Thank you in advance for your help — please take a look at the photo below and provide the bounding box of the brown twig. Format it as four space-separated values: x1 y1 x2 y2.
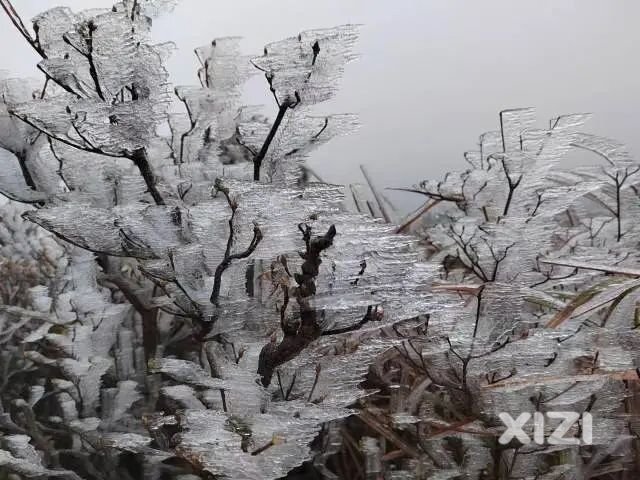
209 179 263 305
395 200 441 233
254 100 292 181
257 224 336 386
360 165 392 223
358 410 420 458
0 0 44 57
129 148 165 206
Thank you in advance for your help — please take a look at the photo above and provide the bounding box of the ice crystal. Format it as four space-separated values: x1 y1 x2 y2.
0 3 433 479
1 2 639 479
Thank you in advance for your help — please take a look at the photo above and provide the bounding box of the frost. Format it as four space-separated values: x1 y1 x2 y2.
1 1 639 479
375 108 640 478
251 25 359 107
0 4 406 478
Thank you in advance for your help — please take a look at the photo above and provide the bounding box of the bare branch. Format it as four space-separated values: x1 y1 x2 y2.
210 179 263 305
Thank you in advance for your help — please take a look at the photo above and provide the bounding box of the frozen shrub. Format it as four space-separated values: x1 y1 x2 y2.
346 109 640 479
0 2 436 479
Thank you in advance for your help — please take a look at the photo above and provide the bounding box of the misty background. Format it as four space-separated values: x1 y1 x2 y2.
2 1 638 212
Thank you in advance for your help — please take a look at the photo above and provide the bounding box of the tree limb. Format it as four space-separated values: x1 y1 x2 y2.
257 224 336 386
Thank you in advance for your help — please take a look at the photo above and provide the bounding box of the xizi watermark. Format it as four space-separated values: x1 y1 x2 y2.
498 411 592 445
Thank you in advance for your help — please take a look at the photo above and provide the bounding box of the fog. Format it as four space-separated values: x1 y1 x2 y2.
2 1 638 211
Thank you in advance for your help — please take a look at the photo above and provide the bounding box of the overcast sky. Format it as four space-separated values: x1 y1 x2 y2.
2 1 639 211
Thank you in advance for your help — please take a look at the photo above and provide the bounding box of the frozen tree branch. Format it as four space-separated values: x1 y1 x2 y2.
257 224 336 386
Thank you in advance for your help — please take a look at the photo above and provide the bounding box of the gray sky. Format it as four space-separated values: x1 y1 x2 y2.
2 1 639 211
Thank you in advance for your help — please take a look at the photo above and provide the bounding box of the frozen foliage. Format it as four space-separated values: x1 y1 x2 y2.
0 2 435 479
337 109 640 479
2 1 640 479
